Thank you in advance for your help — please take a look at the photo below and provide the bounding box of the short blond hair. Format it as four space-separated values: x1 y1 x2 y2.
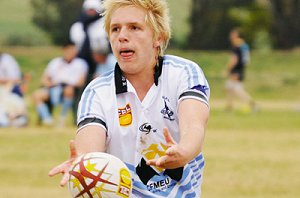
103 0 171 56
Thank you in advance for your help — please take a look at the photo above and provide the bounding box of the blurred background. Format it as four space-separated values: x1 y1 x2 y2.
0 0 299 198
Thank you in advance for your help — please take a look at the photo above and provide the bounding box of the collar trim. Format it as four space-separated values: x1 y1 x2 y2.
115 56 164 94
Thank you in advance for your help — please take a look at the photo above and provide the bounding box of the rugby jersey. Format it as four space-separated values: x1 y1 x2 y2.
77 55 210 197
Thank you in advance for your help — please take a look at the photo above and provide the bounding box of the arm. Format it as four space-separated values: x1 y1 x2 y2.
48 125 107 186
147 99 209 169
74 73 87 88
41 73 54 88
75 125 107 155
227 53 238 71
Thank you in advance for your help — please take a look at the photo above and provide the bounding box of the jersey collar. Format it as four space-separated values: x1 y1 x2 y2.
115 56 164 94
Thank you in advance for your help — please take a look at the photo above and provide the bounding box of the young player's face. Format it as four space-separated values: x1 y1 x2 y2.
109 6 160 76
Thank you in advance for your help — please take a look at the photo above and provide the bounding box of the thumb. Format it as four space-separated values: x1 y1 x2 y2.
163 128 176 147
69 140 77 160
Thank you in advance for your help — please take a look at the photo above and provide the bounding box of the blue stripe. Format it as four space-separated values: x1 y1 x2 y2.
80 88 92 119
124 156 204 197
79 76 113 119
164 55 203 88
164 55 205 89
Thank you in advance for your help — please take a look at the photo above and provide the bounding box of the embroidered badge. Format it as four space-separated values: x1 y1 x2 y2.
118 104 132 126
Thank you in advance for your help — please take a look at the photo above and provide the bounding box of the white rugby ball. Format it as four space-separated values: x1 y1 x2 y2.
68 152 132 198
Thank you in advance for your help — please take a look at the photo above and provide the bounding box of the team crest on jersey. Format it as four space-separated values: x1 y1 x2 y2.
118 104 132 126
160 96 175 121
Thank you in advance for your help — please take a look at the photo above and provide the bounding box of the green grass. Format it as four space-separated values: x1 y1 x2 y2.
1 109 299 198
0 0 50 45
0 47 299 197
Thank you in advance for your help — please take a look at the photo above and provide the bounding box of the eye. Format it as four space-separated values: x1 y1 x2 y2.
130 25 140 31
111 26 119 33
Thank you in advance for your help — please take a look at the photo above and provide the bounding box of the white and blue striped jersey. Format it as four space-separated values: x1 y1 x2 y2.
77 55 210 197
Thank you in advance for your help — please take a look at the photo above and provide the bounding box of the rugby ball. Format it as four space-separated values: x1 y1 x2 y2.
68 152 132 198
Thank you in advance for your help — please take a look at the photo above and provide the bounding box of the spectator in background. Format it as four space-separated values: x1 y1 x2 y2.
70 0 110 123
70 0 108 84
91 42 116 78
225 28 257 112
0 52 23 96
32 42 88 126
0 52 28 127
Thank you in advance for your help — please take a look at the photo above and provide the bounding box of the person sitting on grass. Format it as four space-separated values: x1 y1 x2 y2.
32 41 88 126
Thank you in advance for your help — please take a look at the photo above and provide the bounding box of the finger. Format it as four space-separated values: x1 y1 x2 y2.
146 158 157 166
48 164 65 177
163 128 176 147
69 140 77 159
156 156 168 167
165 146 176 156
60 172 70 187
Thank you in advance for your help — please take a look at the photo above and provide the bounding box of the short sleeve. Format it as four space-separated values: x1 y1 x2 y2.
77 85 107 132
177 61 210 107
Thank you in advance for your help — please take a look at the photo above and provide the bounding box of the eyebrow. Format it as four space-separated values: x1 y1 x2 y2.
110 21 142 27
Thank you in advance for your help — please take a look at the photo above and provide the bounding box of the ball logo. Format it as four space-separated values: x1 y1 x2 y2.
68 152 132 198
118 104 132 126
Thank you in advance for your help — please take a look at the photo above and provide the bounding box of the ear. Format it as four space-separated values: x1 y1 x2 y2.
153 40 160 48
153 36 162 48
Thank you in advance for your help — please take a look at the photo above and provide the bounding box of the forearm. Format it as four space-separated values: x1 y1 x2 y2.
179 124 206 160
178 99 209 161
75 125 107 156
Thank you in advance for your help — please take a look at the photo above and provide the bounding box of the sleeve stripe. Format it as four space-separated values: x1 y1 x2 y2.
179 91 208 103
77 117 107 129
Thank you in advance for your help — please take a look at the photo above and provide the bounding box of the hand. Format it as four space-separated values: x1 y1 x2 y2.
48 140 77 187
146 128 189 169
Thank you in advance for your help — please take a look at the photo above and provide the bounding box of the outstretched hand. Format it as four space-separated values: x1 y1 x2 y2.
146 128 189 169
48 140 77 187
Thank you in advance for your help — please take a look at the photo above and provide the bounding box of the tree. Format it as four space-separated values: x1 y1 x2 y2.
269 0 300 48
31 0 82 45
188 0 261 50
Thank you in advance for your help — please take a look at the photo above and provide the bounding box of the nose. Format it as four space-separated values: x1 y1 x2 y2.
118 27 129 43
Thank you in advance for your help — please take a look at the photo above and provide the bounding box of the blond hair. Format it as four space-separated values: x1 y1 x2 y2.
103 0 171 56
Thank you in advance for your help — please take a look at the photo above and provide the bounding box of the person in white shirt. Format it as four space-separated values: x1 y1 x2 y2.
32 42 88 126
0 52 22 96
49 0 210 197
0 52 28 127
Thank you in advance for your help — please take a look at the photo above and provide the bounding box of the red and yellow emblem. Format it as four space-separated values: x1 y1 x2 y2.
118 104 132 126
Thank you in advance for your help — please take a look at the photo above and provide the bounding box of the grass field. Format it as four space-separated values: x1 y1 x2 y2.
0 46 299 198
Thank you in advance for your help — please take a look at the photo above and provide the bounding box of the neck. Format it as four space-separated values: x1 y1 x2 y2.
126 70 155 101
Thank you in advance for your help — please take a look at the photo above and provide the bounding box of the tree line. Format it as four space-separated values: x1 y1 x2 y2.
31 0 300 50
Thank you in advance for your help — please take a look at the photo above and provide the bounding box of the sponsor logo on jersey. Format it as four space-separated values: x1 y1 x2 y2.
161 96 175 121
118 104 132 126
117 168 132 197
135 143 183 186
139 123 157 135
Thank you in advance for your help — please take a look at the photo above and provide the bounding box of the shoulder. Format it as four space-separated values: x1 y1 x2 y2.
163 55 203 73
163 55 199 69
72 58 88 66
1 53 17 63
85 71 115 91
163 55 198 66
46 57 62 69
49 57 62 64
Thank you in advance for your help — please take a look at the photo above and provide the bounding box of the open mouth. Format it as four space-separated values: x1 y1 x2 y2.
120 49 134 57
